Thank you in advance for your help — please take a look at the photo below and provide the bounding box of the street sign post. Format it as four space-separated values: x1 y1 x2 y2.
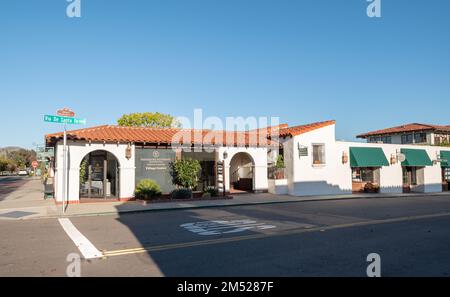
31 161 38 177
43 108 85 213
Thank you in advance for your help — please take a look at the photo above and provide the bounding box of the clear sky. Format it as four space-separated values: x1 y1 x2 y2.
1 0 449 148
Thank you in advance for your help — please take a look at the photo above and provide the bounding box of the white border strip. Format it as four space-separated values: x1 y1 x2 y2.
58 218 103 259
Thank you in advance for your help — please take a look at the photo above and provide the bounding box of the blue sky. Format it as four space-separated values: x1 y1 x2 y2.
1 0 449 148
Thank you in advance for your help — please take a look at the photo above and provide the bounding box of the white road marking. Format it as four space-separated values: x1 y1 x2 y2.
181 220 276 235
58 218 103 259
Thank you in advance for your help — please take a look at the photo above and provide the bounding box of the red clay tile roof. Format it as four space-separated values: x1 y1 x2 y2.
247 124 289 134
278 120 336 137
45 125 279 147
357 123 450 138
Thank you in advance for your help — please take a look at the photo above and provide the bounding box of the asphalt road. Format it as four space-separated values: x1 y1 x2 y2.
0 176 30 199
1 194 450 276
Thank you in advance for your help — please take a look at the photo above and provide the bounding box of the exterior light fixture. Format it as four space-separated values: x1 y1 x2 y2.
125 143 132 160
390 153 397 165
223 151 228 160
342 151 348 164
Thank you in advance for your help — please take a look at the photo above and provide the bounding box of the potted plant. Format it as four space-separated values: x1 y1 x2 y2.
274 155 285 179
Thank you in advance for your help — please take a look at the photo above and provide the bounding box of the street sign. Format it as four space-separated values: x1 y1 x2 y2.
32 161 38 169
36 147 55 161
57 108 75 117
44 115 86 125
43 109 86 214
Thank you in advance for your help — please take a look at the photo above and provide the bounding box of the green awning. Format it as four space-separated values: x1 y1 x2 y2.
441 151 450 167
401 148 433 167
350 147 389 167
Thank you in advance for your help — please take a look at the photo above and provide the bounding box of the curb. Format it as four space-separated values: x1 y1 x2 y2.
36 192 450 219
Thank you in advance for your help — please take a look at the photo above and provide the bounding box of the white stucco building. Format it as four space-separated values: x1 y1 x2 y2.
45 121 450 204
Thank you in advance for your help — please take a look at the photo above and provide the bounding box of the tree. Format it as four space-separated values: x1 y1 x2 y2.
170 159 201 189
7 149 36 169
117 112 181 128
0 158 9 172
275 155 285 169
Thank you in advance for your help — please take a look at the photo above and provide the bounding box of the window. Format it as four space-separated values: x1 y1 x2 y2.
369 136 391 143
401 134 413 144
403 167 417 185
382 136 392 143
352 168 375 182
414 133 427 144
444 168 450 182
312 144 326 165
368 137 380 143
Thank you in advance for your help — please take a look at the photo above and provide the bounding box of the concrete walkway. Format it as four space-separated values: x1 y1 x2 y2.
1 178 449 220
0 177 56 219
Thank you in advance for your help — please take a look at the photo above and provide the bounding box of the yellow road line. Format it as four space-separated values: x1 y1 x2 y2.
102 211 450 257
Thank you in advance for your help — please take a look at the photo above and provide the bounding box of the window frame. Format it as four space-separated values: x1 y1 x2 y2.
401 134 413 144
311 143 326 166
414 133 427 144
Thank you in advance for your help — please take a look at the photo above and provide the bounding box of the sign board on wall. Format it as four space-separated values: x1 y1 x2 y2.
135 148 176 194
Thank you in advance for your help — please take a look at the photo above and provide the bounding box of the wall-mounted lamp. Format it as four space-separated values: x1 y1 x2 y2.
223 151 228 160
342 151 348 164
125 143 132 160
390 153 397 165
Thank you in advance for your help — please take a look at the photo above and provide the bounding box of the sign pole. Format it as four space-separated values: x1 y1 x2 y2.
44 108 85 214
62 123 67 214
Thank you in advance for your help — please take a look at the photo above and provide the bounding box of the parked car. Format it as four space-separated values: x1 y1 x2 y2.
18 170 28 176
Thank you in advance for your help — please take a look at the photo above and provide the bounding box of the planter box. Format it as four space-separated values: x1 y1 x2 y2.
268 179 288 195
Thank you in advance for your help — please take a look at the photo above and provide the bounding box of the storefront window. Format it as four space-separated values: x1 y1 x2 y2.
352 168 375 182
403 167 418 185
444 168 450 182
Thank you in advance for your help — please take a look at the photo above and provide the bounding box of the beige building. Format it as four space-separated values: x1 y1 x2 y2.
357 123 450 145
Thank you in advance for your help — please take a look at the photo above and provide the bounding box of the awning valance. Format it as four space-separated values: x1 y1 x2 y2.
401 148 432 167
350 147 389 167
440 151 450 167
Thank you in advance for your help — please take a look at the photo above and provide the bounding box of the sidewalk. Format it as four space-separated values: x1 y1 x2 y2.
0 177 56 220
0 179 449 220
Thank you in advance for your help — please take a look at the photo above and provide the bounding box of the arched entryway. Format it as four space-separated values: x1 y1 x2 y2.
79 150 120 199
229 152 255 193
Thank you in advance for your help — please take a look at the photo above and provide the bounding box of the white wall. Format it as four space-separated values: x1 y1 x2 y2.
284 124 444 197
284 124 352 196
268 179 288 195
217 146 268 192
54 141 135 202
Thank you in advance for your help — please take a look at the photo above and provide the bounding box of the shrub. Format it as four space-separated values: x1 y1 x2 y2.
275 155 285 169
203 186 219 197
135 179 162 200
170 158 201 189
171 188 192 199
364 182 380 193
